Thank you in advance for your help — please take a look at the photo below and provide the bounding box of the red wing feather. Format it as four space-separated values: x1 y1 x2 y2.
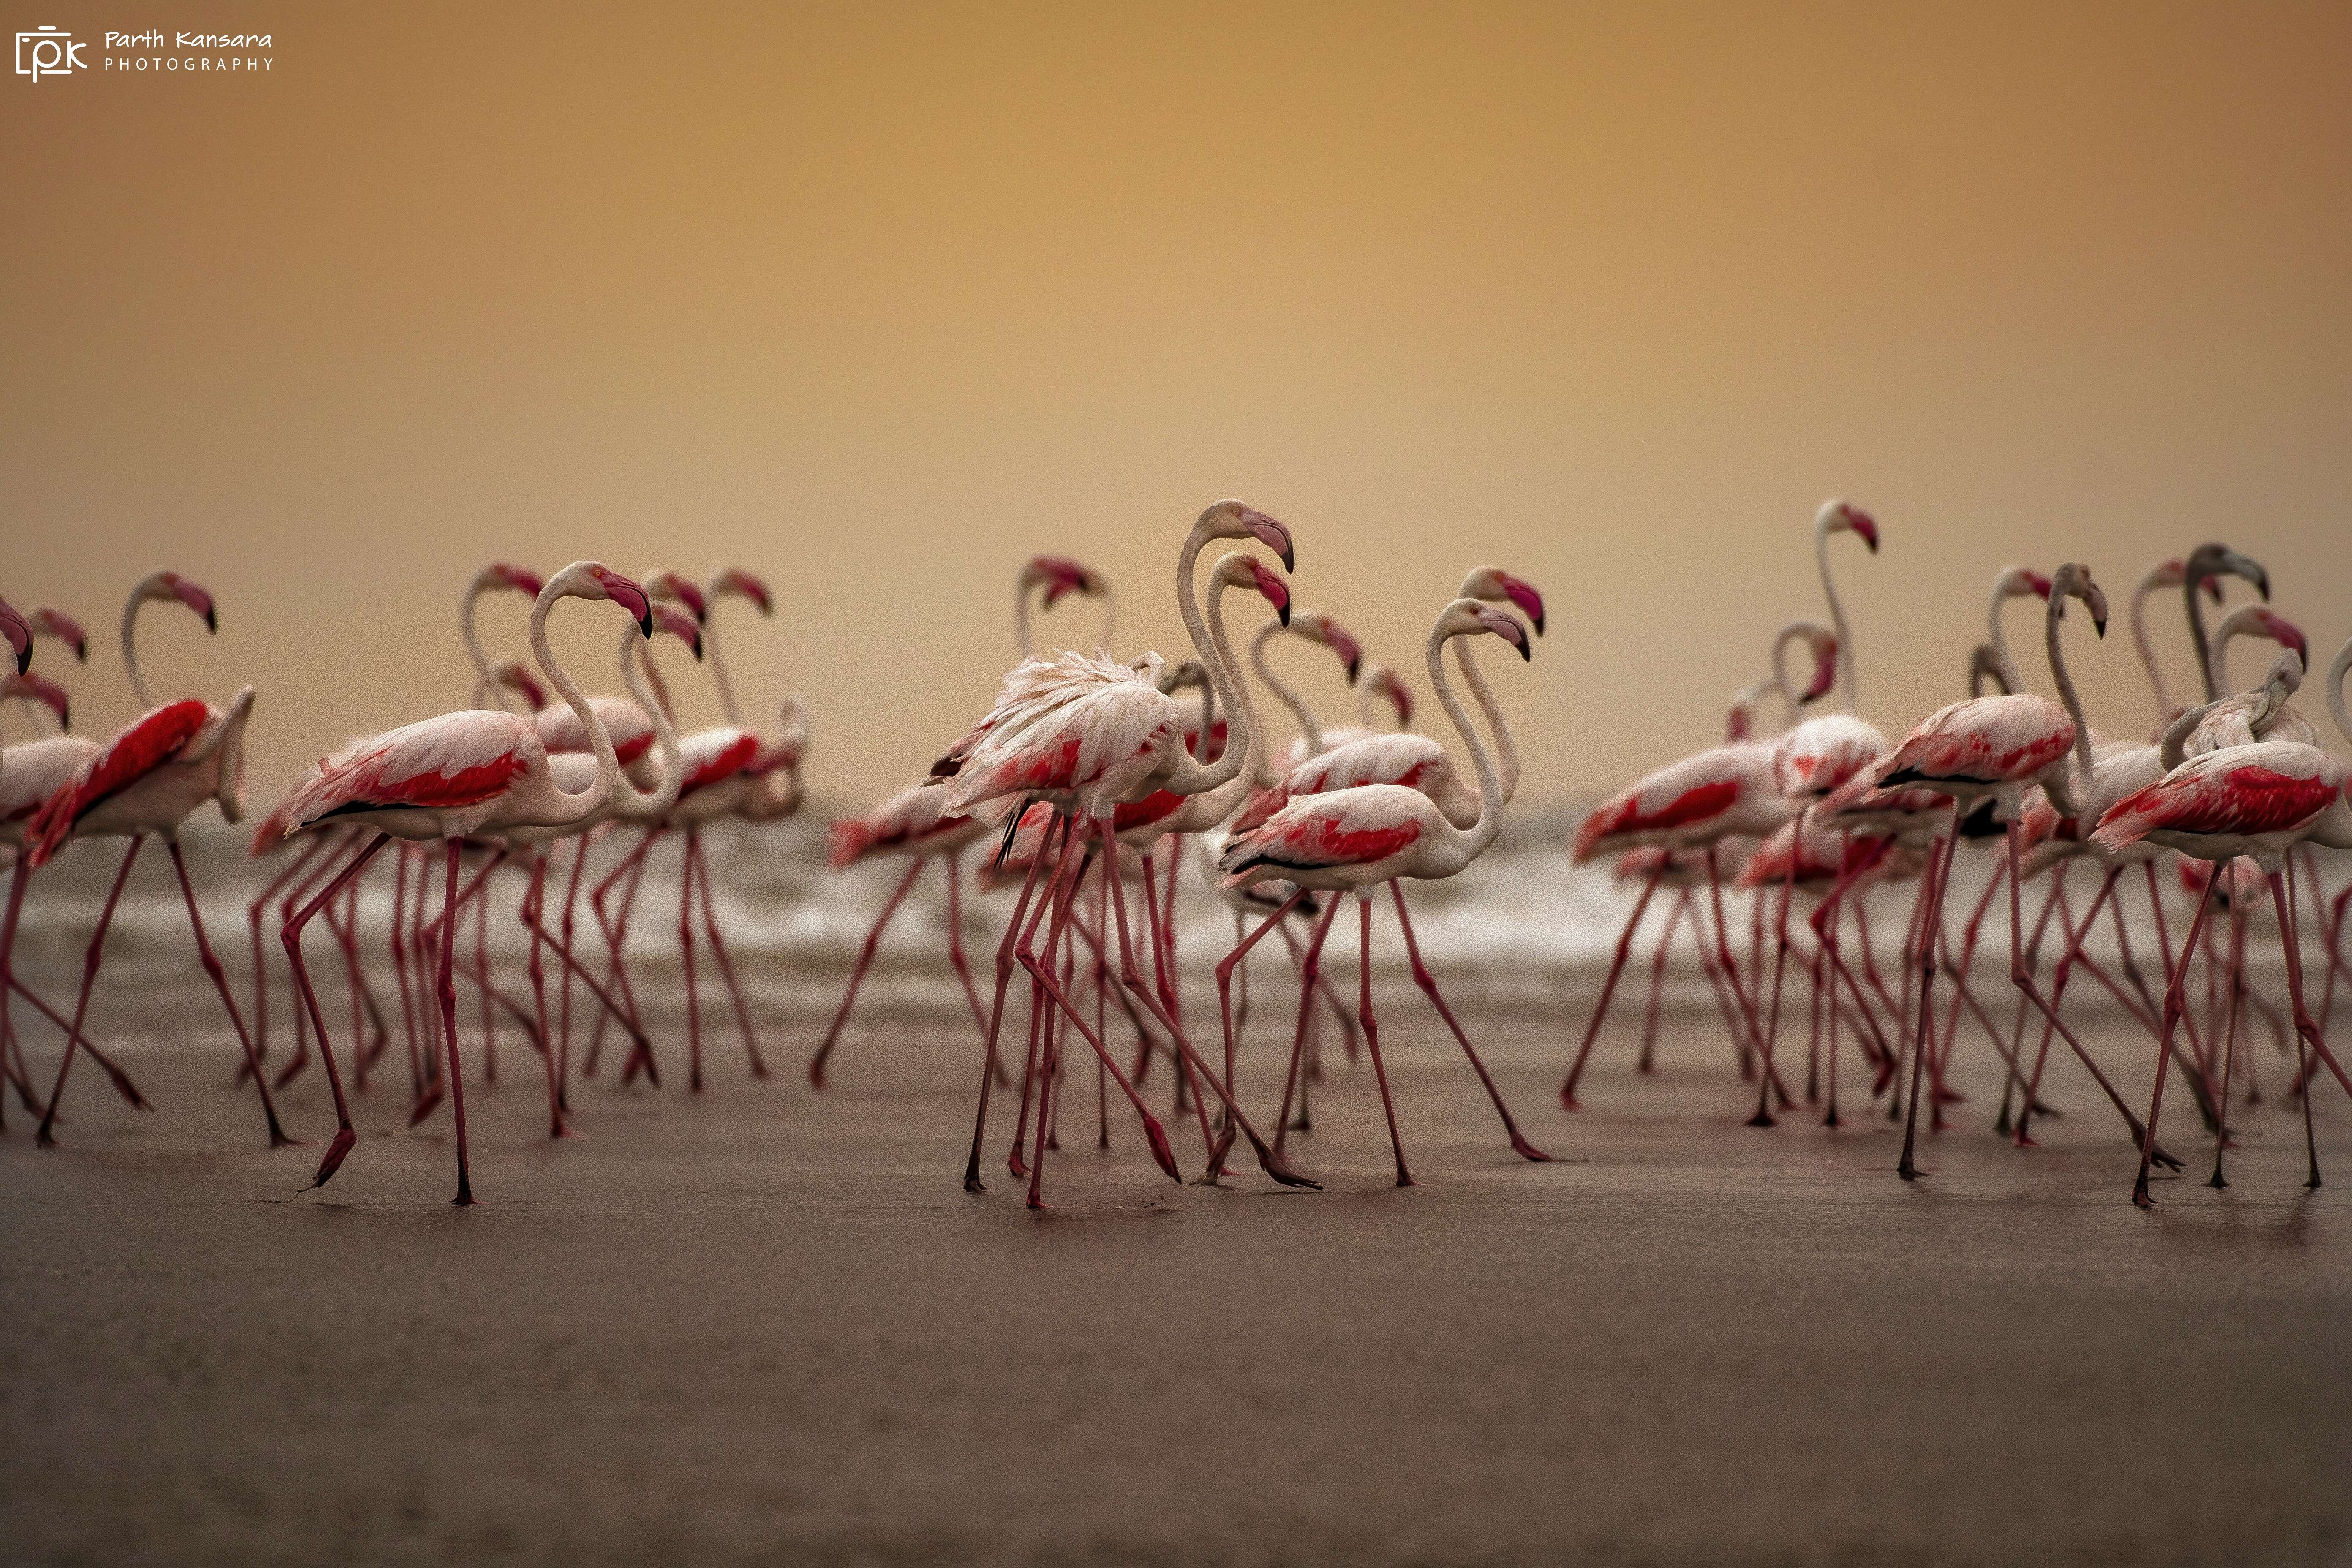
22 700 209 866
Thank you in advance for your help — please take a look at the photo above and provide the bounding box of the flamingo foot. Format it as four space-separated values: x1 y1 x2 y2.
2132 1181 2154 1209
406 1083 444 1127
1559 1090 1582 1111
1510 1135 1552 1163
1250 1139 1320 1191
34 1117 58 1148
2011 1129 2039 1149
105 1066 153 1111
1745 1110 1777 1129
1933 1086 1966 1104
1823 1108 1841 1129
310 1127 357 1187
1141 1118 1180 1184
268 1127 315 1149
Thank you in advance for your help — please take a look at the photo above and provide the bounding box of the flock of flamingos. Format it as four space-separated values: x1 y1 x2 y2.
2 500 2349 1211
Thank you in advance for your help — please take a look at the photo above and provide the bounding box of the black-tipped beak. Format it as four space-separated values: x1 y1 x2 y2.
688 634 705 662
203 608 218 634
13 645 28 676
1531 611 1546 636
1345 656 1361 684
1516 635 1533 662
638 613 655 639
2092 612 2109 638
1276 601 1291 627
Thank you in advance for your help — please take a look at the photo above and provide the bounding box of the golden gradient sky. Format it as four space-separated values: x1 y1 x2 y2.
5 1 2348 810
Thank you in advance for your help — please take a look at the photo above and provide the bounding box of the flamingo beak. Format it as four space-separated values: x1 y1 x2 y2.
599 572 655 636
1848 511 1880 553
1251 562 1292 626
1503 577 1546 635
2224 550 2271 602
1479 609 1533 660
653 606 705 660
1802 646 1839 703
1243 511 1296 573
2027 572 2053 601
3 607 30 675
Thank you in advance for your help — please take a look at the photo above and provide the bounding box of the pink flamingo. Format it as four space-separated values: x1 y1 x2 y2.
2093 630 2352 1205
1873 563 2180 1180
1210 598 1535 1186
22 573 276 1146
933 502 1314 1204
807 555 1112 1088
272 561 653 1204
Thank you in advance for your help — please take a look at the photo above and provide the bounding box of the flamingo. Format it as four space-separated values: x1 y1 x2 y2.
1560 623 1840 1108
1871 563 2180 1180
2093 628 2352 1206
267 561 651 1203
932 501 1313 1205
1311 660 1414 755
0 607 86 740
807 554 1113 1089
2128 559 2222 729
2179 543 2273 707
1211 598 1537 1186
462 564 547 710
19 573 275 1149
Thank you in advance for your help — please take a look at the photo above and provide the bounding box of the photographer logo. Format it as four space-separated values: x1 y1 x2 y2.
15 24 87 80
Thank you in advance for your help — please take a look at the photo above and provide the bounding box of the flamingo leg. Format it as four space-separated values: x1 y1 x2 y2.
2136 874 2219 1206
523 850 566 1138
1561 859 1663 1109
474 870 495 1082
675 832 703 1092
284 833 392 1188
255 837 343 1091
1702 845 1784 1101
1356 894 1415 1187
388 846 420 1096
164 838 299 1148
432 841 478 1206
583 828 656 1075
1638 890 1689 1076
1215 890 1309 1142
1271 899 1343 1160
690 830 765 1079
2207 882 2249 1187
809 857 925 1087
1390 882 1548 1161
324 863 378 1089
964 811 1057 1193
245 833 329 1072
1750 849 1801 1127
2014 866 2123 1146
942 851 996 1073
2271 870 2328 1188
34 836 147 1146
555 833 590 1108
1897 821 1958 1179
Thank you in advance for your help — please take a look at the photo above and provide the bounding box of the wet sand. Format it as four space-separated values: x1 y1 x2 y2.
3 981 2349 1567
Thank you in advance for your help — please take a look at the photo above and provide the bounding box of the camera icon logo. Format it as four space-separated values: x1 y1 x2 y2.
15 25 87 81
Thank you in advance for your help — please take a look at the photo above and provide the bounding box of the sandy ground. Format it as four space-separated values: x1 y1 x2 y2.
3 973 2349 1567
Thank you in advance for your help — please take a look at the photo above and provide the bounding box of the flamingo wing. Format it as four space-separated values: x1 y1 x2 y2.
939 653 1178 818
2091 744 2344 852
535 697 655 768
1572 745 1771 862
22 700 210 865
829 781 969 868
1879 695 2072 788
678 726 760 794
1217 784 1429 884
281 710 536 833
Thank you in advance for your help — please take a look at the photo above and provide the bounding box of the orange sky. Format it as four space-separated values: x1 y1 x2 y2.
5 0 2348 808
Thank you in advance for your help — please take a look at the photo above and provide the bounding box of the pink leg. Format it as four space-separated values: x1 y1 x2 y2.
808 857 924 1087
283 834 392 1188
1562 860 1664 1108
523 850 566 1138
168 838 300 1148
2014 866 2122 1146
1356 895 1415 1187
556 832 591 1100
690 830 766 1079
1390 883 1548 1161
2135 874 2218 1206
1751 852 1801 1127
1897 819 1958 1178
1271 900 1342 1158
1214 889 1311 1142
34 837 147 1146
964 812 1059 1193
1638 891 1689 1076
677 834 704 1093
245 834 329 1071
2205 882 2249 1187
434 841 479 1206
2271 870 2328 1188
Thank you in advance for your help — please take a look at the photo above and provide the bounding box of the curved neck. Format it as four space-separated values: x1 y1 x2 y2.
2157 701 2208 772
1453 638 1519 804
1161 528 1248 793
706 607 743 727
1427 623 1504 859
609 623 684 819
2043 598 2096 817
527 590 617 827
1816 521 1857 711
1251 621 1322 760
2184 576 2219 703
1987 585 2026 694
2206 623 2241 700
462 581 510 713
637 646 678 726
2328 632 2352 749
120 594 153 709
1166 583 1272 829
2129 570 2173 722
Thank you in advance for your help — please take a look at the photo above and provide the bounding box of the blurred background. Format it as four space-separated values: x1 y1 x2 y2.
5 0 2348 810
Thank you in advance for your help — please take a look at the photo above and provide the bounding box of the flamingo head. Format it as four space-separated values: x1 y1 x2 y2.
1293 614 1363 684
1156 658 1210 696
490 660 548 712
0 671 70 727
1458 566 1546 635
1995 566 2053 602
1198 500 1295 572
555 563 653 636
651 604 705 660
471 562 545 599
2140 557 2222 602
26 607 89 663
643 571 708 625
2218 604 2308 670
0 598 28 675
1208 552 1291 626
1365 663 1414 729
2049 562 2108 637
1817 499 1879 553
1966 642 2010 697
1021 555 1108 610
1437 598 1533 661
136 572 217 632
2185 542 2269 603
709 567 774 616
